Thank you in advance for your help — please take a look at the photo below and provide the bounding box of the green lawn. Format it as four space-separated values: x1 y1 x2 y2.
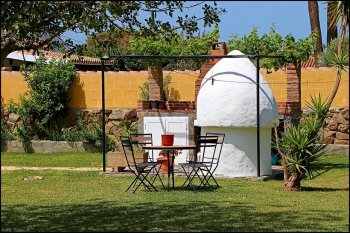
1 152 102 167
1 154 349 232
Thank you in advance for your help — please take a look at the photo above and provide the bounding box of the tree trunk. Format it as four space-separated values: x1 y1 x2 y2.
326 16 347 109
308 1 323 58
1 40 17 67
274 126 289 185
327 2 338 44
284 172 302 191
147 64 164 101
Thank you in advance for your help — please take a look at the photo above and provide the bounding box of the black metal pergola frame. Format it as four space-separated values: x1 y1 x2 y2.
100 54 284 177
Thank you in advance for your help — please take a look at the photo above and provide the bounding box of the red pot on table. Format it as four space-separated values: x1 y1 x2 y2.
161 134 174 146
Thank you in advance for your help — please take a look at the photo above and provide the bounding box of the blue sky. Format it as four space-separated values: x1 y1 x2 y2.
62 1 329 45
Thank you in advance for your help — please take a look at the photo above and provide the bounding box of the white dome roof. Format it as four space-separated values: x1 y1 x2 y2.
195 50 278 128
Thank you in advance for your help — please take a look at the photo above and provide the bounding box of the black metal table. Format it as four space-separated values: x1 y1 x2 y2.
142 145 196 190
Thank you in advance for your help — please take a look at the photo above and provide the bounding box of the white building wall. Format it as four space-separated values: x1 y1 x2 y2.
201 127 272 177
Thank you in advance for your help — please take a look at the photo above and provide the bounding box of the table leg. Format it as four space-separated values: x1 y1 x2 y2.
167 149 170 191
172 149 175 188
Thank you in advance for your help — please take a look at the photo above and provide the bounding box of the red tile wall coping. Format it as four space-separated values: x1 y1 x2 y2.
138 100 301 115
138 109 196 113
137 100 196 112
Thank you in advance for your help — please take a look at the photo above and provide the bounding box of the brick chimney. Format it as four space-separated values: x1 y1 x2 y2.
195 42 227 103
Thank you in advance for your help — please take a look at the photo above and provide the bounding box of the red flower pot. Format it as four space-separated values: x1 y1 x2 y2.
157 156 173 174
161 134 174 146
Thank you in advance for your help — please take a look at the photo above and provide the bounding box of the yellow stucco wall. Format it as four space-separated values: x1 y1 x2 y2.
0 71 28 104
299 68 349 108
264 68 349 107
261 70 287 103
1 69 348 109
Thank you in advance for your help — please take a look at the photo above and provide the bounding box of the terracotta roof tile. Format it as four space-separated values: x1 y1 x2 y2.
16 50 114 65
301 56 316 68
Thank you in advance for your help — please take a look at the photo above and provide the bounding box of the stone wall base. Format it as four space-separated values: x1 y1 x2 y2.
321 144 349 156
1 140 100 153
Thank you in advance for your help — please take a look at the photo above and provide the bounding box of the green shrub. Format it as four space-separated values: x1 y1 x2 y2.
139 80 149 100
163 74 173 101
1 120 15 141
62 113 115 152
139 74 174 101
318 36 349 67
10 56 76 141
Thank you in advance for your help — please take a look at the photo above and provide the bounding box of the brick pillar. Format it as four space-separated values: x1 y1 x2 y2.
286 63 301 113
283 63 302 132
195 42 227 104
148 64 165 101
287 64 301 103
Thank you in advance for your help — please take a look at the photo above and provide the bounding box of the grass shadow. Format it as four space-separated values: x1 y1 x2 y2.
270 160 349 181
311 162 349 179
1 200 346 232
301 187 349 192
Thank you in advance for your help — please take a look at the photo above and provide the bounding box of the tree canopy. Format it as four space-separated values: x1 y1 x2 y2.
79 27 220 71
227 26 316 71
129 27 220 66
1 1 225 65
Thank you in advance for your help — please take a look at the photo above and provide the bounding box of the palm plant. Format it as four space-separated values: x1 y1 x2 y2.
305 93 329 119
308 1 323 58
274 95 328 190
326 1 349 109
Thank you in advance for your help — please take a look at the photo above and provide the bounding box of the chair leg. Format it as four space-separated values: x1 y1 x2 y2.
132 174 151 193
187 167 206 191
153 165 165 188
133 169 158 193
198 168 212 187
206 171 220 187
199 168 220 188
127 173 152 193
147 165 165 189
141 171 159 191
180 165 193 187
126 171 141 192
126 177 138 192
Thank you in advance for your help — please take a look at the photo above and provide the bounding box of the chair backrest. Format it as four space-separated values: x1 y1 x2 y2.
130 133 154 162
196 135 219 168
206 132 225 173
120 136 137 170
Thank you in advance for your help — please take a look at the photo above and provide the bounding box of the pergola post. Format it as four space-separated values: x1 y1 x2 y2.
101 56 109 172
256 56 261 177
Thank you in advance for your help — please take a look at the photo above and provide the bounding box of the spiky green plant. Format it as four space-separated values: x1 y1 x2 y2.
274 94 328 190
305 94 329 119
280 120 326 178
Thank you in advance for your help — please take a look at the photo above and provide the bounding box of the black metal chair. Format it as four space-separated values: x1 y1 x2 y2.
130 133 154 162
179 135 219 190
198 132 225 187
120 136 164 193
130 133 165 187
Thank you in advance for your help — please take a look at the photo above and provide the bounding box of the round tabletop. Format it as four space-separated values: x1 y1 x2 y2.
142 145 196 150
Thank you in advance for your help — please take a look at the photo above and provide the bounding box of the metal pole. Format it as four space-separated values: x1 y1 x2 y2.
101 59 106 172
256 57 261 177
